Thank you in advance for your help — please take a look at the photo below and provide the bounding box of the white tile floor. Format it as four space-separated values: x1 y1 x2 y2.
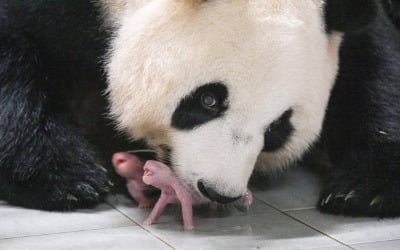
1 167 400 250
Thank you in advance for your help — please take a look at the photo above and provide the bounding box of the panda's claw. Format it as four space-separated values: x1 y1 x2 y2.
67 193 79 201
344 190 356 201
95 163 108 173
318 170 400 217
324 193 333 205
334 193 346 199
369 196 382 207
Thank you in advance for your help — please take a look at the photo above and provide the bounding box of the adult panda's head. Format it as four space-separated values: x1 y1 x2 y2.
106 0 377 203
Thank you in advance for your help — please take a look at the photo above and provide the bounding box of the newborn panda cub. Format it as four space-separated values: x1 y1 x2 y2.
112 152 253 230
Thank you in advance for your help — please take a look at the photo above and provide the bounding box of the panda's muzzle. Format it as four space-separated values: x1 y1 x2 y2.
197 181 241 204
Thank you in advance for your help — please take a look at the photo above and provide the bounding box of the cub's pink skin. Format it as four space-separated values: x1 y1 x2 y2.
113 152 253 230
142 160 194 230
242 190 253 208
112 152 152 208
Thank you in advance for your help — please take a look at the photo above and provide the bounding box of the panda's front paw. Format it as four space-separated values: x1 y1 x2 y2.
318 170 400 217
46 162 112 210
3 160 112 211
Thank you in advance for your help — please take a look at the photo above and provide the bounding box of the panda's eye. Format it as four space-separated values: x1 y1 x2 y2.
172 82 229 130
201 92 217 108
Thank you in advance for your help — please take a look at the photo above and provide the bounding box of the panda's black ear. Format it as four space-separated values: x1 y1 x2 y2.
325 0 378 33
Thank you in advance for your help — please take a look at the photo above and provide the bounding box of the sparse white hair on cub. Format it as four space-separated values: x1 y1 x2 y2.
106 0 342 201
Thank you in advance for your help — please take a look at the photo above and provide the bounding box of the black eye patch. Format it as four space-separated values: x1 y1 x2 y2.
171 83 228 130
263 109 294 152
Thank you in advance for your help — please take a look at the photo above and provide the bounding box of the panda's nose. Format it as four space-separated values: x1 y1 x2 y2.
197 181 241 204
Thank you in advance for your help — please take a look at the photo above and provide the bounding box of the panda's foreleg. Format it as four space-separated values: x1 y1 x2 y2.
318 15 400 217
0 37 111 211
319 94 400 216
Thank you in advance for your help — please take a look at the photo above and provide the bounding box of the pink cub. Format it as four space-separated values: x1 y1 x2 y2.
112 152 253 231
112 152 152 209
112 153 194 230
142 160 194 230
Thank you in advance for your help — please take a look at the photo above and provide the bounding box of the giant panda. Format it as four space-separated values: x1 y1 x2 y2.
1 0 399 218
107 0 400 217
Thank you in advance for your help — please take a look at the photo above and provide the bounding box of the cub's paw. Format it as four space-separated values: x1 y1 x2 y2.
318 171 400 217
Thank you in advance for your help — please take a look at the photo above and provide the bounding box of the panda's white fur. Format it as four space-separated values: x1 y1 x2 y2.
100 0 148 25
106 0 342 200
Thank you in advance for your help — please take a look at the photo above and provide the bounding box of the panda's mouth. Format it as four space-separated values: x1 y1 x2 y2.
197 180 241 204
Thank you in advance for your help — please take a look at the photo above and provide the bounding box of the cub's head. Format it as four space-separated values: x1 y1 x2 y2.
106 0 376 203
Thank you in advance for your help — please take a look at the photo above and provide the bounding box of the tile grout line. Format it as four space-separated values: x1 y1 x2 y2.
282 207 317 212
351 238 400 247
253 195 356 250
107 201 176 250
0 225 136 241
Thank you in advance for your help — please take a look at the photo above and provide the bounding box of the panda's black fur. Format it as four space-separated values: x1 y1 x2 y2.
1 0 400 218
319 0 400 217
0 0 136 210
